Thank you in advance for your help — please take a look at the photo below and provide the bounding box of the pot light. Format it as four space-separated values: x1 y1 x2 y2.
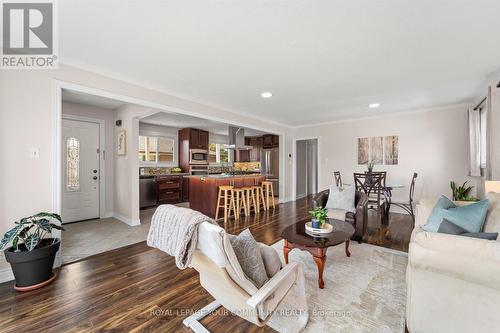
261 92 273 99
369 103 380 108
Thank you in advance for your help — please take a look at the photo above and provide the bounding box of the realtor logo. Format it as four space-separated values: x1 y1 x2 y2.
1 0 58 69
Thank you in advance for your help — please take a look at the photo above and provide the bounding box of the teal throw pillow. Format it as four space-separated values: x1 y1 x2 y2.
423 196 489 233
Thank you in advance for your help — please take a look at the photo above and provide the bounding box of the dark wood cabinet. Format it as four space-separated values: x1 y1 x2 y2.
249 137 262 162
186 128 209 150
262 134 279 149
179 128 210 172
157 175 183 204
198 130 209 150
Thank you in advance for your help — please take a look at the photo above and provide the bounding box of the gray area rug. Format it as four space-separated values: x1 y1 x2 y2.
271 240 407 333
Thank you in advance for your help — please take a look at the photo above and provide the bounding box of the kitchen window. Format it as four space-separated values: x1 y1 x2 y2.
139 136 175 164
208 143 231 164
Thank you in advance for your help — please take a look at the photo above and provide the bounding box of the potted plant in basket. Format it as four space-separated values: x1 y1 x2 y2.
309 207 328 229
0 212 64 291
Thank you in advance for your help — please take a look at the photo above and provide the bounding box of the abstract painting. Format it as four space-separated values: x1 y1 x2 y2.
384 135 399 165
370 136 383 164
358 137 369 165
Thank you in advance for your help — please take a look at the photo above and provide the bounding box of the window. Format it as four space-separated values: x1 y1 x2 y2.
66 137 80 191
139 136 175 164
208 143 231 164
480 108 487 168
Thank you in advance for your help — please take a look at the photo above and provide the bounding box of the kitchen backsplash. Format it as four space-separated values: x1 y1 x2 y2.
140 167 185 175
233 162 260 171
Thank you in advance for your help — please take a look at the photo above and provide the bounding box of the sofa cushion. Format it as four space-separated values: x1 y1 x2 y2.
485 192 500 234
423 196 489 233
228 229 269 288
326 185 356 213
438 219 498 240
327 208 347 221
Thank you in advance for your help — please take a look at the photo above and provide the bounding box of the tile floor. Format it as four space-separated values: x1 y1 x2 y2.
61 203 189 264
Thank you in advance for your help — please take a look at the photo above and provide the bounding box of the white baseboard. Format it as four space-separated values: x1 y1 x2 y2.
113 213 141 226
102 212 114 218
0 266 14 284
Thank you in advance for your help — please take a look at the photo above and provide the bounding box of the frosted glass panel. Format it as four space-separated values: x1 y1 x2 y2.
66 137 80 191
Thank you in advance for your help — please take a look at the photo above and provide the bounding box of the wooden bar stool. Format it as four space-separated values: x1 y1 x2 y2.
232 187 248 219
243 187 257 215
215 185 235 223
262 181 275 209
252 185 266 213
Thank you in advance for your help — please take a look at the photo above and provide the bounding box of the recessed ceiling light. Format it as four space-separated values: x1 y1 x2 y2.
261 92 273 99
369 103 380 108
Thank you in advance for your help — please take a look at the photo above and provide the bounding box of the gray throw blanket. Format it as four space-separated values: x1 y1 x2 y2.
147 205 217 269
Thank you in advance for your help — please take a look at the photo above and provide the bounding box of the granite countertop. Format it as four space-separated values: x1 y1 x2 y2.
140 173 190 178
186 173 263 179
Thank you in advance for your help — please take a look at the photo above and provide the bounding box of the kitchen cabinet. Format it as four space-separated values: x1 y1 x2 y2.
262 134 279 149
186 128 209 150
157 175 183 204
198 130 209 150
248 137 262 162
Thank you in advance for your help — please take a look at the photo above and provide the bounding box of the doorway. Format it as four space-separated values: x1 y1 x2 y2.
296 138 318 198
61 118 101 223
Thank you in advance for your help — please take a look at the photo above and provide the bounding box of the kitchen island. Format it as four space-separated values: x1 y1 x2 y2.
188 174 265 218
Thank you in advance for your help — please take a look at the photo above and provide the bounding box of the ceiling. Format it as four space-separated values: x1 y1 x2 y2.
59 0 500 126
62 90 125 109
140 112 267 137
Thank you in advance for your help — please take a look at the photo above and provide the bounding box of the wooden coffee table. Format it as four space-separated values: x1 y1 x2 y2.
281 219 355 289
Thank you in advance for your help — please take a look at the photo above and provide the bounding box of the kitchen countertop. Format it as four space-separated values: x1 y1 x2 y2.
140 173 190 178
186 173 262 179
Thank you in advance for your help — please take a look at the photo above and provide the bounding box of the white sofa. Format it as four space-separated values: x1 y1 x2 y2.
406 192 500 333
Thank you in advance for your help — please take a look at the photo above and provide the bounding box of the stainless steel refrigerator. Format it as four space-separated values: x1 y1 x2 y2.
261 147 279 196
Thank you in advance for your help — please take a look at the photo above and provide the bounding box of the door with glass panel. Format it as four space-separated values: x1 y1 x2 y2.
61 119 100 223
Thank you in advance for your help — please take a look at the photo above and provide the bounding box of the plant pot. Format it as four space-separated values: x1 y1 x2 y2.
311 219 322 229
4 238 60 290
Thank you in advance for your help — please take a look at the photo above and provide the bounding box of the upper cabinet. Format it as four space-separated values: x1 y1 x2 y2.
248 137 262 162
262 134 279 149
186 128 209 150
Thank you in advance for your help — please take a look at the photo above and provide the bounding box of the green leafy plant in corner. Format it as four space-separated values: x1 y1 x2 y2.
450 181 478 201
367 161 375 173
309 207 328 226
0 212 64 252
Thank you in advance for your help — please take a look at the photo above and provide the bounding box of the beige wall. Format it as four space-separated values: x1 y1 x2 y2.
293 105 473 203
62 102 115 216
0 64 292 278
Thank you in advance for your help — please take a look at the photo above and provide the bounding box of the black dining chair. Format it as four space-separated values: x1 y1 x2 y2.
391 173 418 224
354 172 387 224
334 171 342 187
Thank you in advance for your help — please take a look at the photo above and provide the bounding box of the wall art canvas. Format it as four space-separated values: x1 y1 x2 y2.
117 130 127 156
384 135 399 165
370 136 383 164
358 137 369 165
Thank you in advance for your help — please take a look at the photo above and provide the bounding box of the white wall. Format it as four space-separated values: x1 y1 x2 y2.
293 105 472 203
139 123 180 167
62 102 115 216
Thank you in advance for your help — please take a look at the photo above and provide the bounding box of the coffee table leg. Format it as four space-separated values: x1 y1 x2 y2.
313 255 325 289
345 240 351 257
283 246 290 265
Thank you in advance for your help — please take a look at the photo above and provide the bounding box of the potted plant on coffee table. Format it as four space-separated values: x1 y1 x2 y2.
1 212 64 291
309 207 328 229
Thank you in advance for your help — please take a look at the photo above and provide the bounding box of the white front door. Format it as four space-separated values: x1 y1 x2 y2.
62 119 100 223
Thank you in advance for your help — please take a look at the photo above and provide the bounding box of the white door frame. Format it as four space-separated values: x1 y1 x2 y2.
293 136 321 200
61 114 106 219
52 80 289 222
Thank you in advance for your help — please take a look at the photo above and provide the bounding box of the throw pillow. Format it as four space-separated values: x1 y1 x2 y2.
438 219 498 240
325 185 356 213
258 244 282 278
228 229 269 288
423 196 489 233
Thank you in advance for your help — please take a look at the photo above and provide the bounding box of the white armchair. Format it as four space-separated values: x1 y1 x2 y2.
183 222 308 333
405 194 500 333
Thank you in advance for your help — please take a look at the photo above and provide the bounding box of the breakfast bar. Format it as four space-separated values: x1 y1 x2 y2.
188 174 266 218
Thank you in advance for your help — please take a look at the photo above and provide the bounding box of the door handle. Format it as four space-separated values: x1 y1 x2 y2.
93 176 98 180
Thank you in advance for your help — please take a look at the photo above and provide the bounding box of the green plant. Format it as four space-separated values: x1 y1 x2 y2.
0 212 64 252
367 161 375 173
309 207 328 225
450 181 478 201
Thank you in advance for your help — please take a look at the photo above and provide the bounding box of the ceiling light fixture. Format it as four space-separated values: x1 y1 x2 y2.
369 103 380 108
261 92 273 99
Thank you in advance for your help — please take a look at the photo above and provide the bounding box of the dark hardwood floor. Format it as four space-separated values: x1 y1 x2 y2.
0 196 412 333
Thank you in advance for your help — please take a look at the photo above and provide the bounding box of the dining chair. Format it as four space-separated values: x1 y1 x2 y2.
354 172 387 224
334 171 342 187
391 173 418 224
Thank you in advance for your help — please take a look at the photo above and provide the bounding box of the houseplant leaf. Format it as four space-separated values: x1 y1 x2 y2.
24 234 40 251
35 219 53 233
0 225 21 250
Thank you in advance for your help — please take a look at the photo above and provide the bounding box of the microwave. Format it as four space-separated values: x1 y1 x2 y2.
189 149 208 164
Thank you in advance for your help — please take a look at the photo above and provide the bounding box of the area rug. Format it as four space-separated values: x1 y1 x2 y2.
271 240 407 333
